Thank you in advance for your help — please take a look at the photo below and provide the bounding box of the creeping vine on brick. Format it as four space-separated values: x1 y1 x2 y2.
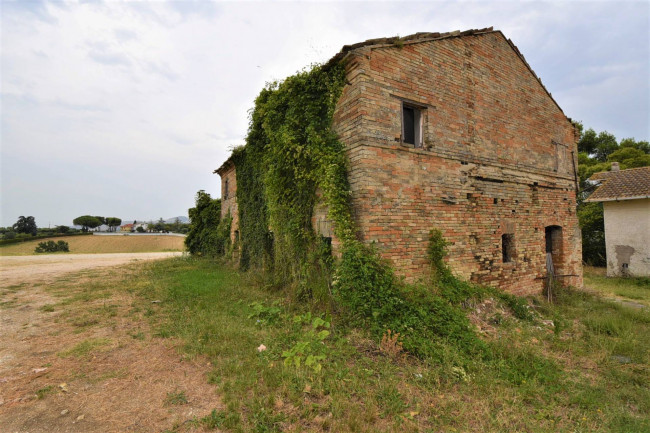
232 61 530 359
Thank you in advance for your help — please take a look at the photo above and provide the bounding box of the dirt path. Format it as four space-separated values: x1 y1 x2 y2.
0 254 220 432
0 252 183 288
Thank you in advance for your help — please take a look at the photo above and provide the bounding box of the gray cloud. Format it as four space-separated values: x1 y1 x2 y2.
1 0 648 227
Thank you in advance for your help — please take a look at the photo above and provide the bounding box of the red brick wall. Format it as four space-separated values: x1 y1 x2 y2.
332 31 582 294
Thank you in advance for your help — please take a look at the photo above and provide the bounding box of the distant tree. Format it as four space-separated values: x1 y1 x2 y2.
153 217 165 232
73 215 102 232
136 226 145 233
94 216 106 226
578 128 618 162
13 216 37 236
105 217 122 232
55 225 70 234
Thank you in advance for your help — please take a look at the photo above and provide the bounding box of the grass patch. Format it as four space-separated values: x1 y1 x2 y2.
58 338 111 358
75 257 650 432
36 385 54 399
584 266 650 306
164 390 189 406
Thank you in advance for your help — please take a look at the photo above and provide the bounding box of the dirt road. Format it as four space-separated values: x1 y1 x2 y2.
0 253 220 432
0 252 183 288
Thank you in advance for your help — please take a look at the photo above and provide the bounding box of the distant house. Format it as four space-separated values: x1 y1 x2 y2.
119 222 149 232
586 164 650 277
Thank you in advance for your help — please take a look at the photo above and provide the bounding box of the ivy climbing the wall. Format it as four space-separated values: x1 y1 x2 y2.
236 62 351 295
233 60 530 359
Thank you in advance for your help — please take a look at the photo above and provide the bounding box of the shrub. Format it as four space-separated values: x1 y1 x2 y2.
185 190 231 257
35 240 70 253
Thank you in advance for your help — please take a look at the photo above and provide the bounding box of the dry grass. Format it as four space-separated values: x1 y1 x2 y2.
0 235 185 256
0 264 221 433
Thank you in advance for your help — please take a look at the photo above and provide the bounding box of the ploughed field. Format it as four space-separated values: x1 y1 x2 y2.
0 234 186 256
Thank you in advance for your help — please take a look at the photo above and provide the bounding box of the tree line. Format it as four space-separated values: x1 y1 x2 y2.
72 215 122 232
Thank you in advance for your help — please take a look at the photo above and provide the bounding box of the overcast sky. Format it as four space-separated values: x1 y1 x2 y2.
1 0 648 227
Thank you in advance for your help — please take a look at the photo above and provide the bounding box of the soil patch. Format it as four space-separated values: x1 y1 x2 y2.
0 258 220 432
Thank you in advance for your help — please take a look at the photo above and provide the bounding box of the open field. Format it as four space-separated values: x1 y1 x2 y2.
0 234 186 256
584 266 650 307
2 260 647 432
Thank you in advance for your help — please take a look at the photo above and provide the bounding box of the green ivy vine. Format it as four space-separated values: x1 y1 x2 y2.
232 60 528 359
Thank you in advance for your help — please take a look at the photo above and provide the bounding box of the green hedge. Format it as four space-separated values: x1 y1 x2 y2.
0 232 92 246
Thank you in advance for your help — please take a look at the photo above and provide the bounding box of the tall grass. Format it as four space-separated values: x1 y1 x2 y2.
130 259 650 432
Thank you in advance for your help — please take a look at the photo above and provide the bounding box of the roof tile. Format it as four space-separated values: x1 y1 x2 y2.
586 166 650 202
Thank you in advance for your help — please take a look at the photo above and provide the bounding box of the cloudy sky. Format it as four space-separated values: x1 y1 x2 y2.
1 0 648 227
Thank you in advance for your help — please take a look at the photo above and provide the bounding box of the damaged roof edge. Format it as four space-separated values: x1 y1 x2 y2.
323 27 573 127
214 158 235 175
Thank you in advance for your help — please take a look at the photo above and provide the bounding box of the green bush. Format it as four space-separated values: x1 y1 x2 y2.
34 240 69 253
334 240 487 359
186 190 231 257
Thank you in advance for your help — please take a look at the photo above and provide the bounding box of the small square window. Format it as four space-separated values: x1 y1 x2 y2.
402 103 423 147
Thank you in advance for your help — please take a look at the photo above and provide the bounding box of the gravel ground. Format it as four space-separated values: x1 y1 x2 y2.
0 252 184 288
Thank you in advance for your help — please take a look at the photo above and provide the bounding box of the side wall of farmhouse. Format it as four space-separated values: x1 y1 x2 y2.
220 165 239 245
332 31 582 295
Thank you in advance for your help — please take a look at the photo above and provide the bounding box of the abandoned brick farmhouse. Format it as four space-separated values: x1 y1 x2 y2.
216 28 583 295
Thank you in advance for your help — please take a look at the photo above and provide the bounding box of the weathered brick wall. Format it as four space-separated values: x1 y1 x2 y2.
219 165 239 243
332 31 582 294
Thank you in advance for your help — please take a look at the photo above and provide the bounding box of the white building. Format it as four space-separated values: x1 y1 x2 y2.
587 164 650 277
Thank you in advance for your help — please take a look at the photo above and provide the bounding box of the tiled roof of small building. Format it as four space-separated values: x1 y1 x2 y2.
586 166 650 202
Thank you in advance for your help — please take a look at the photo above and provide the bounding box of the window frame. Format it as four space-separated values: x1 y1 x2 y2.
401 101 425 148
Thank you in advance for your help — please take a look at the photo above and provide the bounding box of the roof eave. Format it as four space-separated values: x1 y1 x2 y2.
585 195 650 203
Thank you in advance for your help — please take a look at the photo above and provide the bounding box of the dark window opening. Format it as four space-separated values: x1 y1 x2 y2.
224 179 229 198
402 103 422 147
545 226 562 255
234 230 240 244
403 106 415 144
502 233 514 263
493 198 498 204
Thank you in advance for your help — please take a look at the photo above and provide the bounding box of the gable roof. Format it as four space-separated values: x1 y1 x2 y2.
323 27 571 123
586 166 650 202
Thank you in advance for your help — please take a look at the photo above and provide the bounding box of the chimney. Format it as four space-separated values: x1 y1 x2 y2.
611 162 620 172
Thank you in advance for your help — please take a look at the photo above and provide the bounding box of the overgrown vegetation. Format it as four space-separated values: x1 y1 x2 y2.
185 190 231 257
204 61 540 361
234 62 351 290
132 258 650 432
